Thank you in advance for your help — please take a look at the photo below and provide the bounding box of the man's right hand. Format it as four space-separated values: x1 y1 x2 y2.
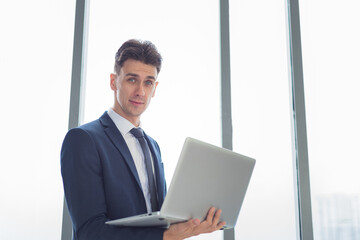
163 207 226 240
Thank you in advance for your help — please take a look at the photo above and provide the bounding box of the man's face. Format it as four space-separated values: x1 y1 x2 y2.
110 59 159 126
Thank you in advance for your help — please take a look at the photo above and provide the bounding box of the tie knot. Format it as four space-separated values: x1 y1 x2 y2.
130 127 145 139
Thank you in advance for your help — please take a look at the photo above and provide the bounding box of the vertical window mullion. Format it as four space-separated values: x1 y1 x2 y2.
286 0 314 239
220 0 234 239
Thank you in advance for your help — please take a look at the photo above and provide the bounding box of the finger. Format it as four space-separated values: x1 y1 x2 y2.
184 218 200 230
217 221 227 230
211 209 222 227
208 209 222 229
191 218 201 226
206 207 216 222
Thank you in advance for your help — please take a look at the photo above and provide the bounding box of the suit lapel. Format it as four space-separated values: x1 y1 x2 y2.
99 112 142 190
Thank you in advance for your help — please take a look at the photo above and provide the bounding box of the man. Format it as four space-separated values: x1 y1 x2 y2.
61 39 226 240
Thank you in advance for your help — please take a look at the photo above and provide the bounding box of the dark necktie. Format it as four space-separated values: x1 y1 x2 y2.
130 127 159 212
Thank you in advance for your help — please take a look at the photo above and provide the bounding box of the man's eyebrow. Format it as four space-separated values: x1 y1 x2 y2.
125 73 139 77
125 73 156 80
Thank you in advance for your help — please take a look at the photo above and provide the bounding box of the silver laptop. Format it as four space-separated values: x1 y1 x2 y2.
106 137 255 229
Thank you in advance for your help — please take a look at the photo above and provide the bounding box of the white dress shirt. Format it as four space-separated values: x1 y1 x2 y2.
107 108 153 213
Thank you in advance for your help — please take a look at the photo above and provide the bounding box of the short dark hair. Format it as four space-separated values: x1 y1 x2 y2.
114 39 162 75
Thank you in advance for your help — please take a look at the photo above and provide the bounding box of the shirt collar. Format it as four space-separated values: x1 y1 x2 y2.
107 108 140 136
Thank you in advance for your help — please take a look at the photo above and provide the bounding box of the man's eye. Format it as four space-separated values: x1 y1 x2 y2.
145 80 154 86
128 78 136 83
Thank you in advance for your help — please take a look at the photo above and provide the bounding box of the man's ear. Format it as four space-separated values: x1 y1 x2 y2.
110 73 117 90
152 81 159 97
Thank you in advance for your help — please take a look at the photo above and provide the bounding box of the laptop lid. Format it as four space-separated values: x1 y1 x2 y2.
159 137 255 228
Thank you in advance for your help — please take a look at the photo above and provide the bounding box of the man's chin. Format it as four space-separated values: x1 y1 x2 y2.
129 109 145 118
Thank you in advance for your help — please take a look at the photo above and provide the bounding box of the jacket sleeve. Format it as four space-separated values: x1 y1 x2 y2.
60 128 165 240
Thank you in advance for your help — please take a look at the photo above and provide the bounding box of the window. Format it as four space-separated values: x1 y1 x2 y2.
0 0 75 239
230 0 298 239
299 0 360 239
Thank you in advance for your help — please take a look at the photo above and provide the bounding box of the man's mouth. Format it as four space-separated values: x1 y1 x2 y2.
129 99 144 106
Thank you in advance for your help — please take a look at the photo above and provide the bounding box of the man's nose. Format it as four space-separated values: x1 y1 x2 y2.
135 83 145 96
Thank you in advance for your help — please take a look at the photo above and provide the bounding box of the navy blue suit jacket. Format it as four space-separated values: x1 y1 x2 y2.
61 112 167 240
